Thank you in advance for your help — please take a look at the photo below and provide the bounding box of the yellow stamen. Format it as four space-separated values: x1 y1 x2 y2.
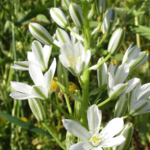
69 56 74 67
77 56 81 64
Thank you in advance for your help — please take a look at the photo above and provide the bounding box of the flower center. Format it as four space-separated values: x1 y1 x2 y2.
90 135 100 147
69 56 74 67
69 56 81 67
77 56 81 64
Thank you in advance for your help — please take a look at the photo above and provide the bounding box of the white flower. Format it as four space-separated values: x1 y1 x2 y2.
129 81 150 116
11 40 52 71
108 63 140 99
59 42 91 77
62 105 125 150
10 58 56 100
122 43 148 71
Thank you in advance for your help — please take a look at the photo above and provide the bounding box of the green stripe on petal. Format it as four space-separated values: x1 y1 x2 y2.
50 8 68 28
32 86 47 100
29 23 53 45
28 98 46 121
69 3 84 28
32 41 46 71
113 122 133 150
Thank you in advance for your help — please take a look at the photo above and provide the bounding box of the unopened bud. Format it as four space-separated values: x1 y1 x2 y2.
50 8 69 28
69 3 84 28
102 9 116 34
108 28 125 54
29 23 53 45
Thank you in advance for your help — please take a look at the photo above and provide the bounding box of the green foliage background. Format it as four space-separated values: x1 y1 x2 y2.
0 0 150 149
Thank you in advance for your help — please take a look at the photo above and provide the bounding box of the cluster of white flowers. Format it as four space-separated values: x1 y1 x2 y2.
9 0 149 149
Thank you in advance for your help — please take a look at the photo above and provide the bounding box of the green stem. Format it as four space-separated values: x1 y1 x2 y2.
78 76 85 89
89 53 111 70
54 0 57 7
81 68 90 128
96 34 108 49
93 91 103 104
80 7 91 128
123 114 131 119
134 10 140 48
42 122 66 150
49 98 74 120
98 97 111 108
64 93 73 115
67 26 84 41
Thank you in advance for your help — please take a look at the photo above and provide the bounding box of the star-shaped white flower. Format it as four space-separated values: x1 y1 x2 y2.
63 105 125 150
11 40 52 72
59 42 91 77
10 58 56 100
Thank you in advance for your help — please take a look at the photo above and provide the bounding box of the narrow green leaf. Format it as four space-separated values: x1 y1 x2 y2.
0 111 51 137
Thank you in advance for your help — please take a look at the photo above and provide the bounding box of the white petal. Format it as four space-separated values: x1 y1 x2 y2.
32 40 46 71
10 92 36 100
109 83 128 98
27 51 36 62
29 63 44 85
130 99 148 114
102 135 125 147
56 28 72 46
108 63 117 78
115 63 129 84
70 142 89 150
11 61 30 70
60 43 74 59
108 73 115 89
122 43 136 63
92 147 103 150
10 81 32 94
84 50 91 69
87 105 102 134
124 78 140 94
43 45 52 69
62 119 91 141
32 85 48 100
70 27 79 45
68 66 81 77
101 118 124 138
59 54 70 68
44 58 56 90
138 83 150 100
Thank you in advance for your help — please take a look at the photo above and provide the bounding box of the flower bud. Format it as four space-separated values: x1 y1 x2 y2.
102 9 116 34
69 3 84 28
50 8 69 28
122 43 148 71
108 28 125 54
97 57 107 87
95 0 107 15
29 23 53 45
114 95 128 117
113 122 134 150
28 98 46 121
